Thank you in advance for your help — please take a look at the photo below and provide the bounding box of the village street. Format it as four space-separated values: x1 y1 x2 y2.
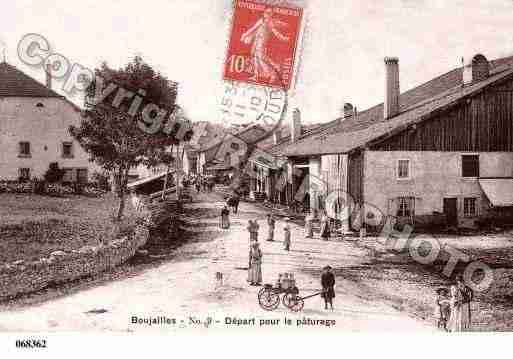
0 191 432 332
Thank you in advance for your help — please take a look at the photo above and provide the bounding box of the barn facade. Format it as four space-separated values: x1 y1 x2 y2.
281 54 513 230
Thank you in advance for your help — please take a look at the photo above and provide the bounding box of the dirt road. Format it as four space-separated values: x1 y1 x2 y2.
0 191 432 332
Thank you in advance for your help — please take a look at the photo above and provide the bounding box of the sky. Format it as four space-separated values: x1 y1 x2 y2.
2 0 513 125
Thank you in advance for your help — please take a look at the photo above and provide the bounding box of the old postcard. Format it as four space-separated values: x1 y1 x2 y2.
1 0 513 356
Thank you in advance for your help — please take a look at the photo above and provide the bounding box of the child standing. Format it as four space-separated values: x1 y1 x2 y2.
321 265 335 310
435 287 451 331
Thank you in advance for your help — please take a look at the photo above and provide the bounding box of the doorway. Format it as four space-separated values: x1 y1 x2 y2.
443 198 458 227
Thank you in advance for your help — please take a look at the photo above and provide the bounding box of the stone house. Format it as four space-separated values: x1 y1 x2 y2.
0 62 98 182
197 124 267 177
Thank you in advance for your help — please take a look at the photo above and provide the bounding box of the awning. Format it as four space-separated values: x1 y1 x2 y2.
249 156 279 170
127 170 174 190
205 164 232 171
479 178 513 207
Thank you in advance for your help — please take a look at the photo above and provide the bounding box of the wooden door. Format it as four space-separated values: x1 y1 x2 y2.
443 198 458 226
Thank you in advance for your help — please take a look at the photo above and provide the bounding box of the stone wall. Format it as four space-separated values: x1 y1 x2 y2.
0 220 149 300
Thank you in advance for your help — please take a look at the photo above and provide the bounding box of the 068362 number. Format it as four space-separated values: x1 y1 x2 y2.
16 339 47 349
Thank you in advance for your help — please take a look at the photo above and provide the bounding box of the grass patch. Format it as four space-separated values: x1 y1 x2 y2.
0 193 140 264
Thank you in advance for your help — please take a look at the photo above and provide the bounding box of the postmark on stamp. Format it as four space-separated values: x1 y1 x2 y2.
220 80 287 130
223 0 303 90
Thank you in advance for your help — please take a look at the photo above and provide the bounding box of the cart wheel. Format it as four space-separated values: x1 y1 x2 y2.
282 293 304 312
258 287 280 311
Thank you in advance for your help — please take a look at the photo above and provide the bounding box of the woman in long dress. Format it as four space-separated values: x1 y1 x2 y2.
457 276 473 331
248 241 263 285
266 214 275 241
252 220 260 241
304 212 314 238
448 284 463 332
247 220 257 242
320 212 330 240
283 223 291 251
220 206 230 229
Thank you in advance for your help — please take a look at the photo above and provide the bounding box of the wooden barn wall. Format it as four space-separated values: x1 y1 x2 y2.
371 78 513 151
348 151 364 204
321 154 346 194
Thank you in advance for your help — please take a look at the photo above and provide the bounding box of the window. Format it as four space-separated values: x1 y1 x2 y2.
464 197 477 217
397 196 415 217
77 169 88 184
462 155 479 177
62 168 74 182
19 142 31 157
18 168 31 181
62 142 74 158
397 159 410 179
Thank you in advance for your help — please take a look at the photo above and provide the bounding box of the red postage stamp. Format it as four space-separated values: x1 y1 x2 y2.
224 0 303 90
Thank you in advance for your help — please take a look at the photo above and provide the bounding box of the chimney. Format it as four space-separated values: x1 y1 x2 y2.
273 127 282 145
342 102 353 119
463 54 489 85
291 108 301 142
338 103 354 124
45 62 52 89
384 57 400 120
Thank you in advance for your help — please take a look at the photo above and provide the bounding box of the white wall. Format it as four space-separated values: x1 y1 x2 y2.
364 151 513 226
0 97 99 180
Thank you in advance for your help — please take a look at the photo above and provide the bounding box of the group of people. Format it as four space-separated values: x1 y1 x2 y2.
220 200 481 323
220 202 337 309
246 214 292 286
265 214 291 251
435 275 474 332
191 174 215 193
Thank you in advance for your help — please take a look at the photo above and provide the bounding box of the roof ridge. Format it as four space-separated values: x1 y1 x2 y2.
280 54 513 153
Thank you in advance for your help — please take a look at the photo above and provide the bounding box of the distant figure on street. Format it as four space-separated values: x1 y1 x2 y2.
247 241 263 286
283 222 291 251
247 220 259 242
319 212 330 240
233 195 240 213
266 213 276 241
195 181 200 193
321 265 335 310
220 205 230 229
304 211 315 238
227 195 240 214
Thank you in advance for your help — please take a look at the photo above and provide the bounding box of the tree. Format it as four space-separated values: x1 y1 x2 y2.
70 56 193 221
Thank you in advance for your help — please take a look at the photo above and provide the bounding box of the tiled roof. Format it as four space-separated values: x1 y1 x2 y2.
198 124 267 154
0 62 63 98
282 55 513 156
263 122 327 155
